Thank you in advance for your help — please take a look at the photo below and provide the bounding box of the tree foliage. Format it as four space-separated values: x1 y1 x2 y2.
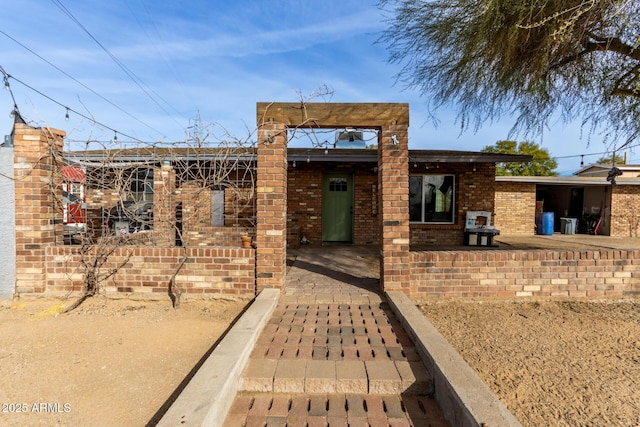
482 140 558 176
596 153 626 164
378 0 640 149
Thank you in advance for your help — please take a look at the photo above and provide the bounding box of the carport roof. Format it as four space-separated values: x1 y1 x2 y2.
496 175 640 186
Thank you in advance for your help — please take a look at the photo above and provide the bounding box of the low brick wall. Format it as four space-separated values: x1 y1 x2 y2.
409 249 640 298
44 246 255 298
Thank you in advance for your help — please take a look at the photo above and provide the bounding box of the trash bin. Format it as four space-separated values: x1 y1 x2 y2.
560 217 577 235
536 212 554 235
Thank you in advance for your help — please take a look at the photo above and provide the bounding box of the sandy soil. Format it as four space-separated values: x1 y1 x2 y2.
0 296 248 427
419 297 640 427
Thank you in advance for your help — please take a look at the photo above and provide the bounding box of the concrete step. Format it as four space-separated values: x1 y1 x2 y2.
240 358 433 395
223 392 448 427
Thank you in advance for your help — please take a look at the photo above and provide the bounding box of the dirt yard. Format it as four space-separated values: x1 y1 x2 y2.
419 297 640 427
0 296 248 426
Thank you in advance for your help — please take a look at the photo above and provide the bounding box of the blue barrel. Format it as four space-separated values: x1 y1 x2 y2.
537 212 554 235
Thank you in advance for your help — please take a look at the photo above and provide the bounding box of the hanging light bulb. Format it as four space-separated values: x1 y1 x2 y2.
413 162 417 168
3 76 9 91
580 155 584 167
306 155 310 163
292 160 296 168
324 148 329 155
113 131 118 142
65 108 70 121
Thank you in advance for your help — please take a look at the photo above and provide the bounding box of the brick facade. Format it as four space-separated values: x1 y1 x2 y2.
409 249 640 299
286 162 379 247
494 180 537 235
610 186 640 237
410 162 496 245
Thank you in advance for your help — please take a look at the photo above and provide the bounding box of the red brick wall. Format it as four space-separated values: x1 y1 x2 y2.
409 249 640 298
409 162 496 246
45 246 255 298
494 181 537 235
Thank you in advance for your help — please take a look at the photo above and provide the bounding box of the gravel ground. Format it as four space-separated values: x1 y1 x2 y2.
0 297 248 426
419 297 640 427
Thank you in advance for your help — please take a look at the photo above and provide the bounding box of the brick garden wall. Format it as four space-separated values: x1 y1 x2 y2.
45 246 255 298
409 249 640 299
494 180 537 235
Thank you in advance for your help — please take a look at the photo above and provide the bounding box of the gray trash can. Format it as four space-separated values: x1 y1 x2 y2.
560 218 577 235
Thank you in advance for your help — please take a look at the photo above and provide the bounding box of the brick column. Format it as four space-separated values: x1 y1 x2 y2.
13 124 65 294
256 122 287 291
379 125 410 291
153 163 176 246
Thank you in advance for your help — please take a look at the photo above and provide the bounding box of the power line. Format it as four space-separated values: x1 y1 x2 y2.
49 0 186 132
2 66 145 144
0 29 164 138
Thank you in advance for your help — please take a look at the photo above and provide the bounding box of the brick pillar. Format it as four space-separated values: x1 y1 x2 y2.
379 124 410 291
153 163 176 246
13 124 65 294
256 121 287 292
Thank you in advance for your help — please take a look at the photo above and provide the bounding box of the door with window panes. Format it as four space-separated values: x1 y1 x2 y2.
322 174 354 242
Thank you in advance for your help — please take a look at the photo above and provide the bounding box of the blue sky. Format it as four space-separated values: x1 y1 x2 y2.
0 0 626 174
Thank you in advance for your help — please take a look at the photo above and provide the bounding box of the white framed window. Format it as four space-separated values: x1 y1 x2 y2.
409 175 455 223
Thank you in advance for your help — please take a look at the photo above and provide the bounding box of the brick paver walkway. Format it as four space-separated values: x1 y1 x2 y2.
223 246 448 426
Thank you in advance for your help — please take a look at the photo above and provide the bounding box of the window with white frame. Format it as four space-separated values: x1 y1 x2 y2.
409 175 455 223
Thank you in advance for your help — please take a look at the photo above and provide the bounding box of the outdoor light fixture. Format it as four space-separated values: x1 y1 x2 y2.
113 131 118 143
293 160 296 168
3 76 9 91
65 108 70 121
306 155 310 163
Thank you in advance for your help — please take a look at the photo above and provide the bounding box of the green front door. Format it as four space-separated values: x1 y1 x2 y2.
322 174 353 242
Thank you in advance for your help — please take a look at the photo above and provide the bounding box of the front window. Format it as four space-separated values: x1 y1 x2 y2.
409 175 455 223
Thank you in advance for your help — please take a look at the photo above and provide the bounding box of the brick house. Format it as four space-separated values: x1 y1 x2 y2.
6 102 640 300
286 148 529 248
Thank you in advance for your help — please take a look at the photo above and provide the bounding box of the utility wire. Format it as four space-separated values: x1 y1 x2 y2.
49 0 185 132
2 67 145 143
0 29 164 138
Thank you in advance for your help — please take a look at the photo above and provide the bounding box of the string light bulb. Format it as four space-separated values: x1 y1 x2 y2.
3 76 9 91
306 155 310 163
65 108 70 121
292 160 296 168
113 131 118 142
